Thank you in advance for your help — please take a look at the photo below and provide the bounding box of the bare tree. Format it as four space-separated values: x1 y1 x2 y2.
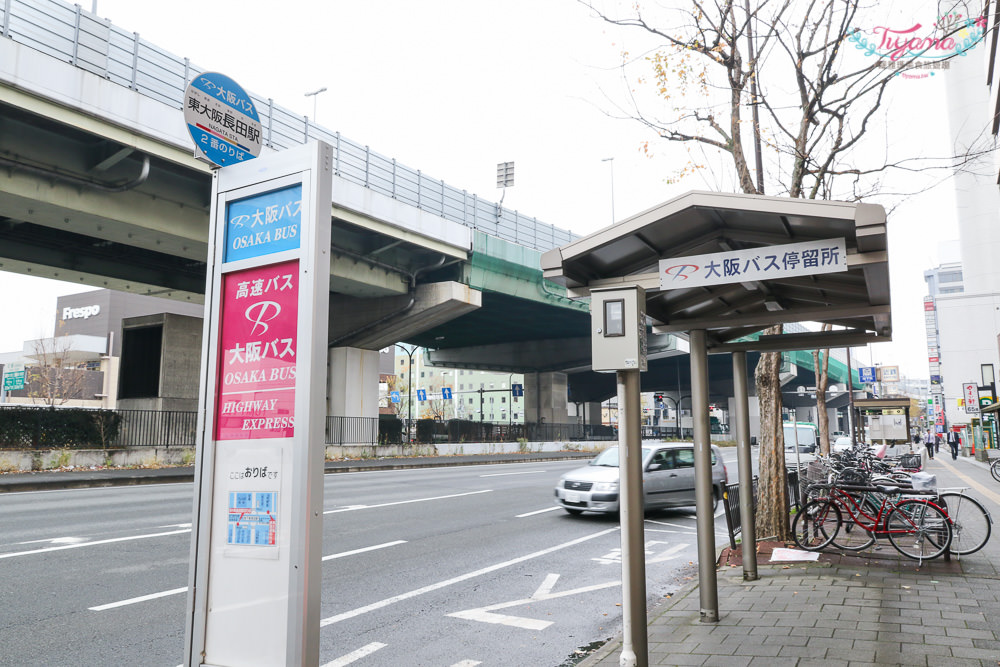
26 337 88 406
581 0 990 539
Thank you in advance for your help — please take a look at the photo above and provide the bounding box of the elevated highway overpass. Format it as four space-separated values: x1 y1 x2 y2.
0 0 861 426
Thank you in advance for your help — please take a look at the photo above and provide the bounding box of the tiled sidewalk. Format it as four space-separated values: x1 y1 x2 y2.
579 455 1000 666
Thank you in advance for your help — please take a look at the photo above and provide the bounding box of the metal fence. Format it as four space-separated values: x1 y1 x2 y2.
116 409 198 447
325 416 379 446
722 477 758 550
387 419 618 445
0 406 623 449
0 0 577 253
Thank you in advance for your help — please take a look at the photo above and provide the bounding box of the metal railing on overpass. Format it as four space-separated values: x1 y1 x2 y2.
1 0 577 252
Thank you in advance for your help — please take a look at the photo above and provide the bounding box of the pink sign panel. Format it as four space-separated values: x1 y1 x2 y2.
215 260 299 440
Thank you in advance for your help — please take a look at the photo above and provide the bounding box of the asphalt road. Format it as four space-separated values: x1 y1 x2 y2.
0 451 742 666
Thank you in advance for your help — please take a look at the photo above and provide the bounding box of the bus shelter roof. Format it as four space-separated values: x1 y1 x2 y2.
540 191 890 353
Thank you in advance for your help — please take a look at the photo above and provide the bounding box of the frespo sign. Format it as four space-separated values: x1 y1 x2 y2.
61 305 100 320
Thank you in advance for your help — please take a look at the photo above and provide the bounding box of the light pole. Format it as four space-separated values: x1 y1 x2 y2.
394 343 416 440
304 87 327 123
601 157 615 223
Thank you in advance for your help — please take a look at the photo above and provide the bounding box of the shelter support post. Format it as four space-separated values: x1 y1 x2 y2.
690 329 719 621
732 351 758 581
617 368 648 667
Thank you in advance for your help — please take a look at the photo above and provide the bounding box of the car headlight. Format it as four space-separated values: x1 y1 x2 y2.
593 482 619 492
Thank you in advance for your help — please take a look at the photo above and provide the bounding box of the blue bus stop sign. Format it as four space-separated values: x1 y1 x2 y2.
183 72 262 167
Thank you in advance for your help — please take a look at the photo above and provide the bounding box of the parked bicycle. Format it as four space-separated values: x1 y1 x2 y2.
793 482 953 561
937 488 992 556
989 458 1000 483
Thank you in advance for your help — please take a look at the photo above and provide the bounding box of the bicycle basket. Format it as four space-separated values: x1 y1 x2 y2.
898 453 922 469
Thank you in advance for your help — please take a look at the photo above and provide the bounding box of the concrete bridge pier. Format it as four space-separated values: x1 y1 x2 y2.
327 347 381 420
524 371 569 424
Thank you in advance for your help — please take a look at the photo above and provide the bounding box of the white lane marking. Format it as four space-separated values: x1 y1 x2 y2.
448 573 620 630
16 536 89 545
323 489 492 514
320 642 387 667
319 527 619 627
89 586 188 611
516 506 562 518
0 528 191 560
645 520 693 529
450 661 482 667
645 528 695 535
534 573 560 597
648 543 689 563
323 540 407 561
160 523 192 529
479 470 547 477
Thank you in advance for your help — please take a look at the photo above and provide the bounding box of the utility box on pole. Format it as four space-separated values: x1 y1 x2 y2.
590 286 647 372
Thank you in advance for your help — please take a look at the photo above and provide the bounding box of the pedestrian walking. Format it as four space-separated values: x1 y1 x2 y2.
923 429 937 460
946 430 961 460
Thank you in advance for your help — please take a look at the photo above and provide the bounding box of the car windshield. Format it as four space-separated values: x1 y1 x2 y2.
589 446 653 467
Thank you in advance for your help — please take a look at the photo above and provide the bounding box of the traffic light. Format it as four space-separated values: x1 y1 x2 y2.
654 393 663 406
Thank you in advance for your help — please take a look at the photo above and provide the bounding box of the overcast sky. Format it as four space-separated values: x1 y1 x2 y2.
0 0 972 378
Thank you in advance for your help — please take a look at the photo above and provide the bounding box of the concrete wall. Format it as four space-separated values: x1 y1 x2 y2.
117 313 203 412
0 447 195 473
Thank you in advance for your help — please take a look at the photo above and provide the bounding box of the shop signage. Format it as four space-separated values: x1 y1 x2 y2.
964 382 980 414
61 305 101 320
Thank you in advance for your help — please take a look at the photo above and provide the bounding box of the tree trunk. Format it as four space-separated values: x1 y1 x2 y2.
754 324 791 541
813 358 831 455
812 324 833 455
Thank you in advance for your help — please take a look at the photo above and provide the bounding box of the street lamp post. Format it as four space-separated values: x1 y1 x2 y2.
304 87 327 123
601 157 615 223
394 344 416 441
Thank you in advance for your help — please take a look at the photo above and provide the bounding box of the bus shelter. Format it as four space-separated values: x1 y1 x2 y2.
541 190 891 667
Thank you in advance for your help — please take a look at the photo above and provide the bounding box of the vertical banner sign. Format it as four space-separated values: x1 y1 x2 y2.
186 142 332 667
965 383 981 414
216 260 299 440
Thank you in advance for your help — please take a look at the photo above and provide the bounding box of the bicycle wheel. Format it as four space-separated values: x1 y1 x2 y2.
793 500 841 551
938 492 992 556
830 495 877 552
991 459 1000 483
885 499 952 560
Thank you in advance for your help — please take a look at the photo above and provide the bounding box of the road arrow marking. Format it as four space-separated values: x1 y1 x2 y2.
447 573 619 630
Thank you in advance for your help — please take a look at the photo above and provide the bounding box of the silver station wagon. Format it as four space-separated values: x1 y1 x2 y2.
554 443 728 515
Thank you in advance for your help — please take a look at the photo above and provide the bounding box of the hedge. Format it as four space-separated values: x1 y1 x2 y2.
0 406 121 449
